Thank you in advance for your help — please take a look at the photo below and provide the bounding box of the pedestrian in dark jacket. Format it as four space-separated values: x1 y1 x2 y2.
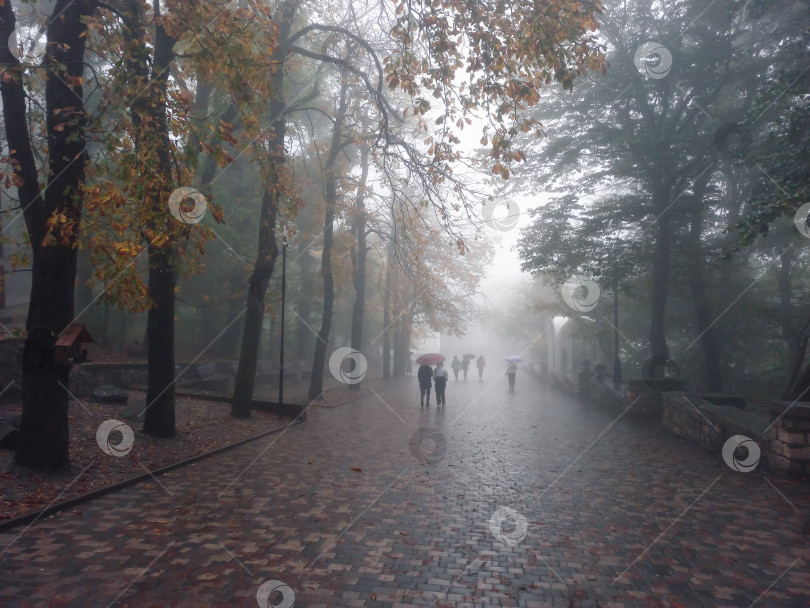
461 357 470 380
418 363 433 406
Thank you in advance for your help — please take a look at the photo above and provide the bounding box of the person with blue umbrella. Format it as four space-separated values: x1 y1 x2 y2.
505 356 522 391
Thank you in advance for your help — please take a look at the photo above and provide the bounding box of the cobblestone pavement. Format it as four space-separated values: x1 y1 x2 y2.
0 374 808 607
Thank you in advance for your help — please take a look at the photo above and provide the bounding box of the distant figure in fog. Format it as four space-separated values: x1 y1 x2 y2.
451 356 461 381
434 362 448 406
506 361 517 391
476 355 486 380
418 363 433 406
461 357 470 380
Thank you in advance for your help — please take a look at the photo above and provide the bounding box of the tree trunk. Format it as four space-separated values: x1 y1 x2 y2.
649 199 671 361
132 7 179 438
382 241 394 380
232 187 280 417
778 247 810 400
0 0 94 469
685 206 723 391
349 145 369 390
75 250 94 317
144 249 176 436
309 77 349 399
296 231 315 361
217 277 244 358
392 277 406 377
230 0 298 417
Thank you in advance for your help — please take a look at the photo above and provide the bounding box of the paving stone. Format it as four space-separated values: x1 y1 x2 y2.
0 377 808 607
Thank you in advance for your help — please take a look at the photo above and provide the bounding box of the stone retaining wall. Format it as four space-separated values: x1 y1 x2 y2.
0 338 24 402
0 338 150 401
69 363 149 398
574 372 789 475
582 376 661 416
768 402 810 476
660 392 770 469
661 392 723 451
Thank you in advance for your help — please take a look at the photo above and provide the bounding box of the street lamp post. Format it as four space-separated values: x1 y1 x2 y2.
612 266 623 387
278 237 288 411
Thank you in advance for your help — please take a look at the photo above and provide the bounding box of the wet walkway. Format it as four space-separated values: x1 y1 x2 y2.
0 373 807 607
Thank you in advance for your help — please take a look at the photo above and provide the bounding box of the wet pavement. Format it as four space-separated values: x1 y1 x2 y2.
0 373 808 607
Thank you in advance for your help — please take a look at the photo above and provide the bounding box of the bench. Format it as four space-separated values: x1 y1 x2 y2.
256 359 280 384
195 362 235 390
290 360 312 381
174 364 200 388
175 362 234 391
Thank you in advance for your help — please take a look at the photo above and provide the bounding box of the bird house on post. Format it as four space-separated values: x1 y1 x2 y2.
55 324 94 365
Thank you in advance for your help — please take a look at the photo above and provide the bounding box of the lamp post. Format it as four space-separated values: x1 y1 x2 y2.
278 237 288 411
612 257 623 387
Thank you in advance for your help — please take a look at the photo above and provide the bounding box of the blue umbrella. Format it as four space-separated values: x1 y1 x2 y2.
505 356 523 363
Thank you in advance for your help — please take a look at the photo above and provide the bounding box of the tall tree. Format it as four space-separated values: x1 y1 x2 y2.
122 0 179 437
516 0 783 372
348 141 370 390
231 0 300 417
309 74 350 399
0 0 95 469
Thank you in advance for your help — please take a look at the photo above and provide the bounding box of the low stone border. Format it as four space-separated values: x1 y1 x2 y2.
768 402 810 476
0 419 300 533
560 373 797 477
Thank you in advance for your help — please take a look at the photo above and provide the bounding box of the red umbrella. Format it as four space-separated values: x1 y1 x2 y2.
416 353 445 366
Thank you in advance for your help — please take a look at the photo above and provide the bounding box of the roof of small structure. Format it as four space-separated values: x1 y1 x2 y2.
55 324 94 347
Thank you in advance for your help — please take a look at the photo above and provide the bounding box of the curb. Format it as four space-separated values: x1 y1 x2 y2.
0 419 302 533
0 377 410 533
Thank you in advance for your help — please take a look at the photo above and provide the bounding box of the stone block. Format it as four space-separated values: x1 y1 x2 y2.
770 439 784 455
782 445 810 463
770 401 810 419
92 384 129 404
782 417 810 432
777 429 807 445
768 453 805 475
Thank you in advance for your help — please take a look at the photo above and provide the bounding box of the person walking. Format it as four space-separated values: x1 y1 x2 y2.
434 362 449 406
461 356 470 380
476 355 486 380
450 356 461 381
418 363 434 406
506 361 517 391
